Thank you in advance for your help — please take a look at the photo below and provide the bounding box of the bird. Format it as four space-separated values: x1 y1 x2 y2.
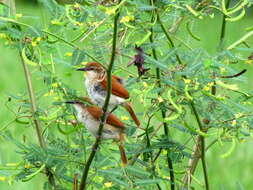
66 98 127 166
76 62 141 128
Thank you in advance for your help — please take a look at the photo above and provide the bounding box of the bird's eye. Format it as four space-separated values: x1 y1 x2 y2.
86 67 95 71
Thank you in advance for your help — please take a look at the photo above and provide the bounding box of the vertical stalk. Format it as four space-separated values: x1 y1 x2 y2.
149 1 175 189
19 52 46 149
156 13 183 65
219 0 231 46
189 102 209 190
19 51 55 186
78 3 120 190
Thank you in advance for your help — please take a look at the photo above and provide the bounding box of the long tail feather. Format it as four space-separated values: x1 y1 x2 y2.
123 102 140 127
118 144 127 167
118 132 127 167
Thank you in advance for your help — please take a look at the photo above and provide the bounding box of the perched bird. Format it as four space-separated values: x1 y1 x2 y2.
66 98 127 166
77 62 141 128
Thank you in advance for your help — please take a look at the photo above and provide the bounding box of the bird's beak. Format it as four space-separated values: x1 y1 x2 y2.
65 101 77 104
76 67 89 71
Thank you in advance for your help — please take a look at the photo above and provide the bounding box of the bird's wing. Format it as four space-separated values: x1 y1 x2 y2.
86 106 125 129
100 75 129 99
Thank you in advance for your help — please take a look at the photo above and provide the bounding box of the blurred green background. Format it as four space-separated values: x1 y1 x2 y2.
1 1 253 190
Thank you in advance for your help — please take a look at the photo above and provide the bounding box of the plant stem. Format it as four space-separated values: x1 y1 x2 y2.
19 52 46 148
78 4 120 190
156 12 183 65
149 2 175 189
19 51 55 186
189 102 209 190
219 0 231 46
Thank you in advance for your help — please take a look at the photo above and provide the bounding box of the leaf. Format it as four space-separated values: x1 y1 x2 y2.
135 179 161 186
138 5 157 11
108 177 129 187
216 80 239 91
21 48 38 66
144 54 168 70
71 49 86 65
221 138 236 158
136 31 151 46
125 165 150 178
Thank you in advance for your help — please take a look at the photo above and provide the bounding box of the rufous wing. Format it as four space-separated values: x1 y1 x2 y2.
100 75 129 99
86 106 125 129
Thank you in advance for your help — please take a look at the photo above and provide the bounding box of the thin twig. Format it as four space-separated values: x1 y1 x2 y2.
19 51 55 186
78 3 120 189
156 12 183 65
149 1 175 189
19 51 46 148
73 173 79 190
189 102 209 190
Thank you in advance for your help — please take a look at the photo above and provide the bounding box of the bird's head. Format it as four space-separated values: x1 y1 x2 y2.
66 97 93 110
77 62 106 80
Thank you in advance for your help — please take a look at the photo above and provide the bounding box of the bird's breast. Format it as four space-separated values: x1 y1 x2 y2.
85 79 125 106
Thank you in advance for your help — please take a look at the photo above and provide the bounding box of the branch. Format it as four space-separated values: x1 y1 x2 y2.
156 12 183 65
182 102 209 190
149 1 175 189
78 3 120 190
219 0 231 46
19 51 55 186
19 51 46 148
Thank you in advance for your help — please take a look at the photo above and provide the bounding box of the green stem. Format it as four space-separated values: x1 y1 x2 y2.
19 51 55 186
219 0 231 46
149 2 175 189
156 13 183 65
190 102 209 190
42 30 100 63
19 52 46 148
78 4 120 190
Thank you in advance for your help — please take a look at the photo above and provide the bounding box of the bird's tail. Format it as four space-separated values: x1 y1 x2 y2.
118 144 127 167
123 102 140 127
118 132 127 167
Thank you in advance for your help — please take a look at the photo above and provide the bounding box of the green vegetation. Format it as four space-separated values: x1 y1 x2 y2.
0 0 253 190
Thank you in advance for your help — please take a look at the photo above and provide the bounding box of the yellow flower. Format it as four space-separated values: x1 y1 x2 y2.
0 33 7 39
105 8 116 15
73 3 80 9
75 21 83 26
203 86 210 91
36 37 42 42
24 164 31 169
143 82 148 88
44 90 54 97
121 116 129 121
120 15 135 23
65 52 73 57
231 120 237 126
104 182 113 188
52 83 59 88
0 176 6 181
158 96 163 103
183 79 191 84
15 13 23 19
53 96 61 101
245 60 252 65
51 19 62 25
31 41 37 47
